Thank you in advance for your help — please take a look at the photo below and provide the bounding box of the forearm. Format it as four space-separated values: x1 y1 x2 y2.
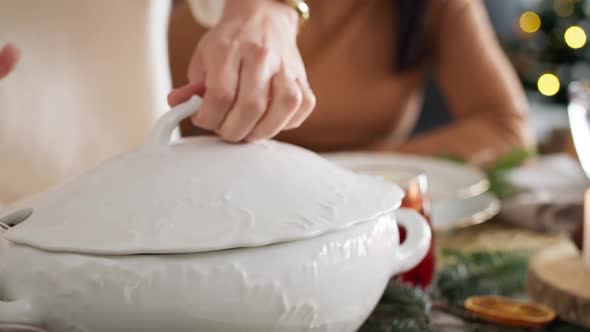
372 108 535 165
184 0 224 27
412 0 537 165
222 0 299 23
185 0 299 28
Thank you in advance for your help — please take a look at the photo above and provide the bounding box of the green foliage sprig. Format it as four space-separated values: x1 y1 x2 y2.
434 249 530 306
358 250 589 332
437 148 536 199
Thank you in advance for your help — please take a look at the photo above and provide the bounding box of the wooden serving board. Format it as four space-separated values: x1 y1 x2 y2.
526 242 590 328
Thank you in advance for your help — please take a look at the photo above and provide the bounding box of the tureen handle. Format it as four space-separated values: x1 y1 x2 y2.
143 95 203 150
0 299 41 326
392 208 432 274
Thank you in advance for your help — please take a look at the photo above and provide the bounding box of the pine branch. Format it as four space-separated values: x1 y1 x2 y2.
434 250 531 306
358 246 589 331
360 280 432 332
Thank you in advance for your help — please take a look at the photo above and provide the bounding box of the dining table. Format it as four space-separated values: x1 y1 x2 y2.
428 222 580 332
1 94 588 332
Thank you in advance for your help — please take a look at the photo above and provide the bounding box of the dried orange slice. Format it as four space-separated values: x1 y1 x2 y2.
465 296 556 328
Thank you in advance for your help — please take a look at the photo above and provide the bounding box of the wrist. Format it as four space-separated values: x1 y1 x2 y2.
221 0 299 28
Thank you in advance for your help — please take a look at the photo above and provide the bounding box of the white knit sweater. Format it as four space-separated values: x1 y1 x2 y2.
0 0 224 205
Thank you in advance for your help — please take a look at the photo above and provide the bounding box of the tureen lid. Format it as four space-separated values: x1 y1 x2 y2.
2 97 403 255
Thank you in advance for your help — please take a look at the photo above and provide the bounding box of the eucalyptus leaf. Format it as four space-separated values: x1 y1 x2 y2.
489 148 536 173
436 148 535 199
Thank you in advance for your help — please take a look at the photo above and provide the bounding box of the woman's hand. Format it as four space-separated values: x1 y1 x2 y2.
168 0 315 142
0 43 19 79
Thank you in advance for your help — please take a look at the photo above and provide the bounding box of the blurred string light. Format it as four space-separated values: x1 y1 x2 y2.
513 1 590 102
564 26 587 48
519 11 541 33
537 73 561 96
553 0 574 17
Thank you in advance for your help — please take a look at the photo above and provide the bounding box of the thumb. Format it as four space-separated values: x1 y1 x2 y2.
0 43 20 79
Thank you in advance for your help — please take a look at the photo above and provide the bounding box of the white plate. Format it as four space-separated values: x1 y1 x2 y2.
432 193 501 231
323 152 489 201
322 152 497 231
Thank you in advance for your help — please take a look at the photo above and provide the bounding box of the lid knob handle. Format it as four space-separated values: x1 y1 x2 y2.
144 96 202 150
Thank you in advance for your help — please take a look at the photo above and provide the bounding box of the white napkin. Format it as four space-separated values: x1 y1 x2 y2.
499 154 589 232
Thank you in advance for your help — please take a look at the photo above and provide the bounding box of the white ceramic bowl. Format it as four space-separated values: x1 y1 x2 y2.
0 209 429 332
0 97 431 331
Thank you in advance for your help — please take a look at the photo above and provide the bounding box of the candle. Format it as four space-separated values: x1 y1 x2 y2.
585 189 590 269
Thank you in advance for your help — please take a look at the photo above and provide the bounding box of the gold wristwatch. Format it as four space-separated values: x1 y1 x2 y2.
282 0 310 28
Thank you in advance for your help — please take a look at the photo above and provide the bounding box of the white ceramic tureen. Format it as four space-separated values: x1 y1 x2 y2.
0 97 431 332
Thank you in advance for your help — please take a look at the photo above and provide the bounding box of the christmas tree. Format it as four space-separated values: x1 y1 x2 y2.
506 0 589 104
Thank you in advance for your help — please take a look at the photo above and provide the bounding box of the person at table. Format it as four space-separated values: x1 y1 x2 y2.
0 0 533 206
168 0 535 163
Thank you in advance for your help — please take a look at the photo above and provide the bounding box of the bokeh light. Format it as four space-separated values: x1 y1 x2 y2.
519 11 541 33
564 26 587 49
537 73 561 96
